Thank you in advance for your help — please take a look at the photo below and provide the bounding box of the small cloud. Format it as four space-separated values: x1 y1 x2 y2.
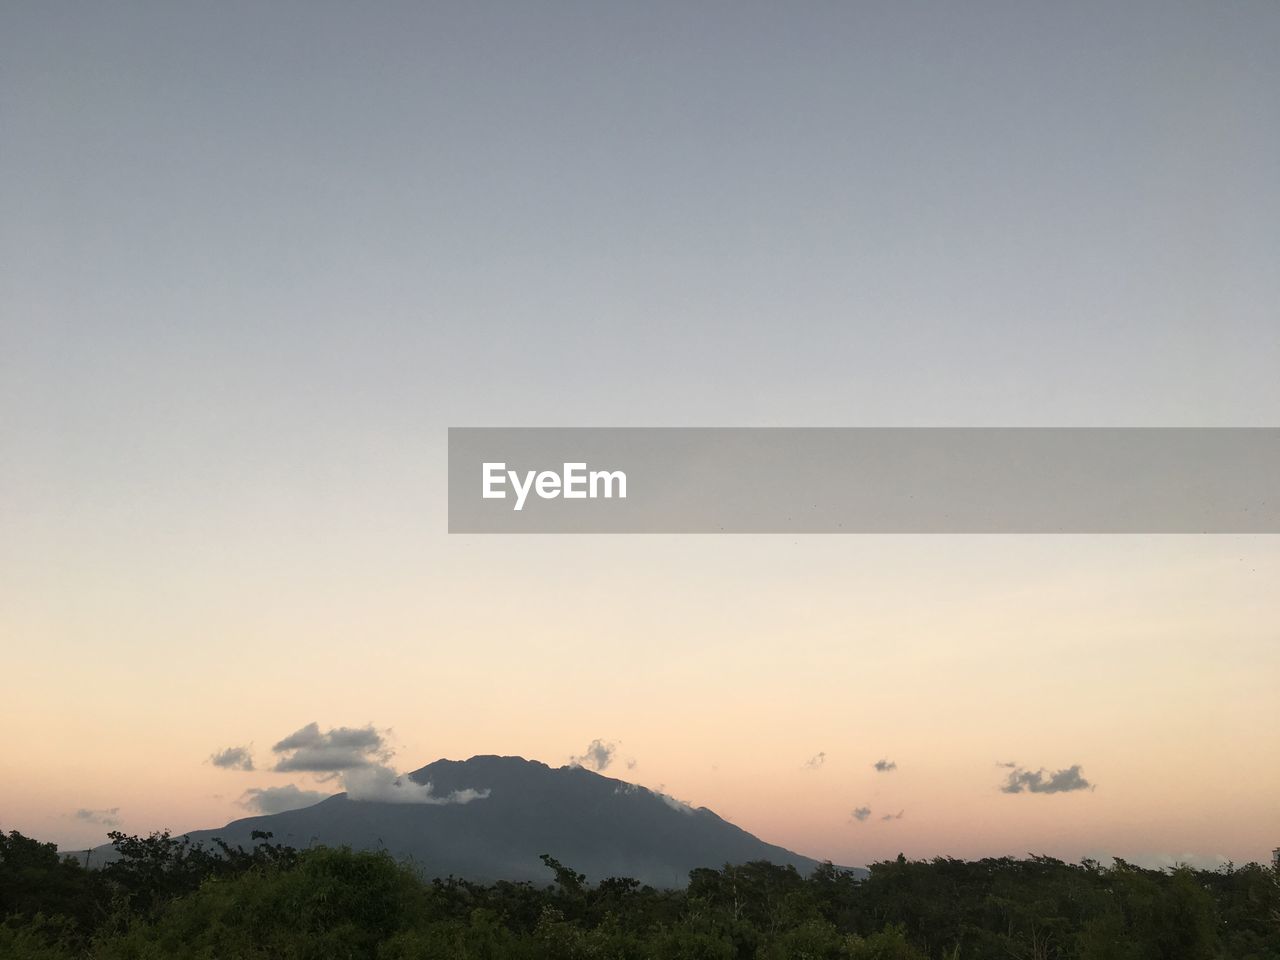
1001 764 1093 794
74 808 121 828
851 806 872 823
272 722 390 773
996 760 1018 768
881 809 904 821
240 785 331 815
569 739 616 772
342 765 491 805
625 757 638 771
804 751 827 770
209 746 255 771
651 786 697 815
873 758 897 773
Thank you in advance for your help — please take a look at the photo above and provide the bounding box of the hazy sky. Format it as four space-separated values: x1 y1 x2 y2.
2 2 1278 867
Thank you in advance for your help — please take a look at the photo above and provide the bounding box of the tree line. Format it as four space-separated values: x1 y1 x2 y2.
1 827 1277 959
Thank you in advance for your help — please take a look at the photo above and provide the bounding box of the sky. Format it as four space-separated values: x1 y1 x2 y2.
1 1 1278 869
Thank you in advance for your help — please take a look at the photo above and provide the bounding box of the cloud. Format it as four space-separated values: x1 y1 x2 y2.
804 751 827 770
341 764 491 805
272 722 390 773
612 780 692 816
652 786 697 815
209 746 255 771
569 739 616 772
240 785 331 815
874 758 897 773
851 806 871 822
74 808 121 828
1001 764 1093 794
881 810 904 821
262 719 492 806
996 760 1019 768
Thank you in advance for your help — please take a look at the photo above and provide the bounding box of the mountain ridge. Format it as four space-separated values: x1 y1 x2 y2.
81 754 860 886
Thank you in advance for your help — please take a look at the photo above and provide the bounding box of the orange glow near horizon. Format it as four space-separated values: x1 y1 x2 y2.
5 535 1277 870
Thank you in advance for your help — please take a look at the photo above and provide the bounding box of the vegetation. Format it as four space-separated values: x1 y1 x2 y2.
2 828 1277 959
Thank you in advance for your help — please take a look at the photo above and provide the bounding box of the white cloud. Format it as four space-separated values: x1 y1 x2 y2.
569 739 616 772
654 789 697 815
342 764 491 806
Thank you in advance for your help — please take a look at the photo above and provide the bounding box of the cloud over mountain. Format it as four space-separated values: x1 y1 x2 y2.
272 722 390 773
342 765 490 805
240 785 331 815
261 721 489 807
569 739 616 772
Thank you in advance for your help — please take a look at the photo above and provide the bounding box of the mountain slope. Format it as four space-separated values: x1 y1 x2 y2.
100 756 847 886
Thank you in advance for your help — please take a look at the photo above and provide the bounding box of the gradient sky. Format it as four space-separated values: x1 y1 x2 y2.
2 1 1278 868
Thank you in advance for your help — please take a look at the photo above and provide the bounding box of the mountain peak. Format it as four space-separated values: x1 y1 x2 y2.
94 754 840 886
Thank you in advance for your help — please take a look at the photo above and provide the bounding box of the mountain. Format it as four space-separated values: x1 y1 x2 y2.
88 755 852 886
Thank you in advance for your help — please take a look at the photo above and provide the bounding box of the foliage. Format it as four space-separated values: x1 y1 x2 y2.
1 826 1277 959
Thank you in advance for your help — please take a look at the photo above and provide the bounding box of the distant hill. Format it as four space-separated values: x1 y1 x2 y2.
84 755 856 886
